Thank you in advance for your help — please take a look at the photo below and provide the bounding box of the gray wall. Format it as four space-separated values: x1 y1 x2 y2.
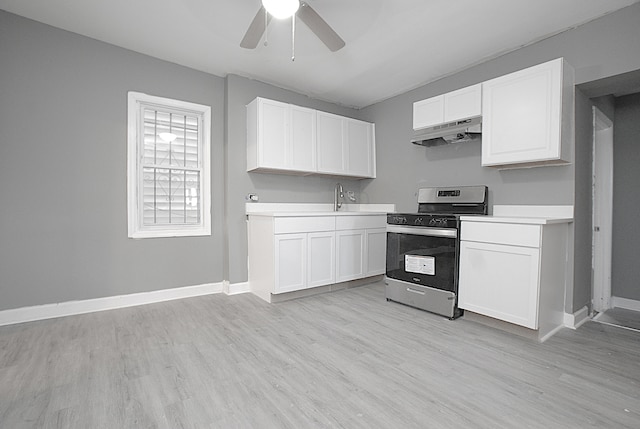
2 3 640 312
225 74 366 283
0 11 226 311
612 92 640 301
360 2 640 313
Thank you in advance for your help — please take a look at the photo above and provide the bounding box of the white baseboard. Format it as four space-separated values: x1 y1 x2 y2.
563 305 590 329
0 282 223 327
611 296 640 312
223 281 250 296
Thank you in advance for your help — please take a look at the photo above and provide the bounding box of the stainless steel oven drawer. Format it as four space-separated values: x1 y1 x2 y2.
385 277 458 319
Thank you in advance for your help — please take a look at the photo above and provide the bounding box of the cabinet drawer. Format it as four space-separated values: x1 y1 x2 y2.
461 221 541 248
274 216 335 234
335 215 386 230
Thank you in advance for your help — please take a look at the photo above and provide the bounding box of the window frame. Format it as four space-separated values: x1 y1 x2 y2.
127 91 211 238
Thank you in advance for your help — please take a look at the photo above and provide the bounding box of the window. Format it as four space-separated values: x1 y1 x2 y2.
127 92 211 238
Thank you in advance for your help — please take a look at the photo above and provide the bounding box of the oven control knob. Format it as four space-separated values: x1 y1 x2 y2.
414 217 424 226
429 218 448 227
392 216 407 224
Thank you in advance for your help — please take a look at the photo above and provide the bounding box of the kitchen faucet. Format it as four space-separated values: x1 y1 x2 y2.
334 182 344 211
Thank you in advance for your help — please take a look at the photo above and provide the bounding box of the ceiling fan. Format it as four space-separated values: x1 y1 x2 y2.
240 0 346 55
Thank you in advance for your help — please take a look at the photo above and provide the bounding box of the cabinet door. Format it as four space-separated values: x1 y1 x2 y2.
413 95 444 130
317 111 346 174
346 118 374 178
365 228 386 276
274 233 307 293
257 98 289 169
444 84 481 122
335 229 365 282
458 241 540 329
308 232 335 288
290 105 316 171
481 59 563 167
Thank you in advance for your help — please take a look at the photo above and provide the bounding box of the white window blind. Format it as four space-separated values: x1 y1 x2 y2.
128 92 211 238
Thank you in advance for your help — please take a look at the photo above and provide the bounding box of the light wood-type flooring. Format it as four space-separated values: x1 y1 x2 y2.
1 282 639 428
594 307 640 331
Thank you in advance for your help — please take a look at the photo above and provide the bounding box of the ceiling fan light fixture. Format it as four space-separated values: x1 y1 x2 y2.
262 0 300 19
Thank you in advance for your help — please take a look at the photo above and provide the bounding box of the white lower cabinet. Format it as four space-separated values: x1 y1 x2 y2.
335 216 387 282
249 213 386 302
458 218 569 340
274 231 335 293
274 233 307 293
336 230 365 282
307 232 335 288
335 227 387 282
459 240 540 328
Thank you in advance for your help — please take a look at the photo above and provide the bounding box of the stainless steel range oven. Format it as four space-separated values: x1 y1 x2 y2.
385 186 487 319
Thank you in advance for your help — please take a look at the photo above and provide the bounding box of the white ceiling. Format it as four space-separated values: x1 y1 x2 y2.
1 0 638 108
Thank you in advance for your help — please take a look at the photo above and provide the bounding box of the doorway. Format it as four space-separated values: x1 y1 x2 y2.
591 106 613 313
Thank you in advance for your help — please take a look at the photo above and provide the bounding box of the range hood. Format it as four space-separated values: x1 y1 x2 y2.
412 116 482 147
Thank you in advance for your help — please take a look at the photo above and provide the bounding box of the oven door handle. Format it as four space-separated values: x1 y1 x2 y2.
386 225 457 238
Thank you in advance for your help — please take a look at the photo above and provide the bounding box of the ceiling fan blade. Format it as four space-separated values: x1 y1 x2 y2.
297 2 345 52
240 6 272 49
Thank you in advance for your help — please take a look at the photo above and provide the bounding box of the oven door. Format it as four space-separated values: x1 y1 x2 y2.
386 225 458 292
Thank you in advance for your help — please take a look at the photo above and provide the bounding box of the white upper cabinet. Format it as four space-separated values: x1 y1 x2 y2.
290 105 317 171
413 96 444 130
247 97 316 173
316 111 376 178
413 83 482 130
481 58 574 168
347 117 376 178
248 97 375 178
444 84 482 123
316 111 346 175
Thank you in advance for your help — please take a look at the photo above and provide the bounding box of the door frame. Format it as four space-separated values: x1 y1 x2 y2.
592 106 614 313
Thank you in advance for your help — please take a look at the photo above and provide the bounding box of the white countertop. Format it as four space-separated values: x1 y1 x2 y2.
249 211 387 217
460 215 573 225
245 202 395 217
460 204 574 225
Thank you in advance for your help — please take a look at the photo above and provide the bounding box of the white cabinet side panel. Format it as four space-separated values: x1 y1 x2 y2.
537 224 568 339
248 216 275 302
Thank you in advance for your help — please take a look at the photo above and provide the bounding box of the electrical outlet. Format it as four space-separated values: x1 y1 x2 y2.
246 193 259 202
